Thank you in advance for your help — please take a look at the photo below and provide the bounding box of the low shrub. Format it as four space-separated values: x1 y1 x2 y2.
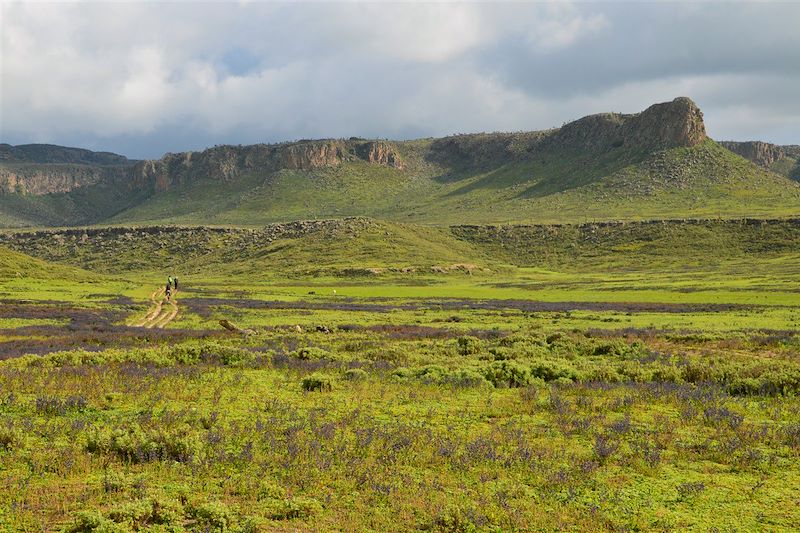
86 424 204 464
441 368 491 388
594 434 619 464
0 425 24 451
483 360 532 388
676 481 706 501
191 500 238 531
343 368 368 381
107 498 183 529
784 423 800 448
67 511 126 533
456 336 482 356
294 347 331 360
266 496 323 521
301 373 334 392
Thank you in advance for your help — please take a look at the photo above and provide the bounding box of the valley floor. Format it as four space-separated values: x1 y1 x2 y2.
1 221 800 531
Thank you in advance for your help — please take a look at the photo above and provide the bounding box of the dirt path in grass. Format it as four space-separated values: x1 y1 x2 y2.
132 287 178 329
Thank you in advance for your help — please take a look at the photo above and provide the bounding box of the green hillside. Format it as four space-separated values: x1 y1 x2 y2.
107 139 800 226
770 150 800 180
0 245 91 281
0 219 492 277
2 98 798 228
4 217 800 280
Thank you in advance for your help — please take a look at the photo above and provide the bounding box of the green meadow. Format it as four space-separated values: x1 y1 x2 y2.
1 217 800 531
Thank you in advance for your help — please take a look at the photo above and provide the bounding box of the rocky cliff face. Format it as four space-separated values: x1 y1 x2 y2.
278 141 344 170
719 141 788 168
0 97 710 197
128 140 404 192
0 164 131 195
0 144 134 195
355 141 404 169
0 139 406 196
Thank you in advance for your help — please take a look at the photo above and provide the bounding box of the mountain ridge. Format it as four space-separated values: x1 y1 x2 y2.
1 97 798 227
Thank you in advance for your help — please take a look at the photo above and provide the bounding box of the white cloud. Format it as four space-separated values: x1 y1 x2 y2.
0 1 797 157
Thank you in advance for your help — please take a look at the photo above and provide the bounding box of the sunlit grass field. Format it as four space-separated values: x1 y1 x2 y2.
1 218 800 531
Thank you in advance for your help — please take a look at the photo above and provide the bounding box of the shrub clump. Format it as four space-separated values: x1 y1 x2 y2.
343 368 368 381
0 425 24 452
529 360 583 383
67 511 126 533
293 347 331 360
107 498 183 529
266 496 323 521
85 425 204 464
191 500 239 531
456 336 483 356
67 496 183 532
301 373 334 392
441 368 491 388
483 361 532 388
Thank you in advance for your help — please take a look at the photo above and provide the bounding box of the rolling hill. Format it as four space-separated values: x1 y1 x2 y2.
0 218 492 276
3 216 799 278
1 97 798 227
0 244 91 281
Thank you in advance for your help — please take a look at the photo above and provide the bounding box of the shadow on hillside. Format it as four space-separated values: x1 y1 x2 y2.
440 164 543 198
791 160 800 182
515 148 647 199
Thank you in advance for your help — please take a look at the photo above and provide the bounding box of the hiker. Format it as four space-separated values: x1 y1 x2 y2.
173 277 179 291
168 276 174 289
165 283 172 300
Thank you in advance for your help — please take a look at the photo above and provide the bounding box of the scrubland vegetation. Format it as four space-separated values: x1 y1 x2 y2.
1 218 800 531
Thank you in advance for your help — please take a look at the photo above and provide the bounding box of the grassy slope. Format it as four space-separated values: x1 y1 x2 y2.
222 221 490 276
450 218 800 269
0 219 492 278
0 245 92 281
0 180 152 227
106 139 800 226
770 155 800 180
6 219 800 280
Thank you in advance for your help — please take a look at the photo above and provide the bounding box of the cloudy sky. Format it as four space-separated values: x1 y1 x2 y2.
1 1 799 159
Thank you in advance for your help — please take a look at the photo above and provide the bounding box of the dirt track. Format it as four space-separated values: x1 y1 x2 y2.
132 287 178 328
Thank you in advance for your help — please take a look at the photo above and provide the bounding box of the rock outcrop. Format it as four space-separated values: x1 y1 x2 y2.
0 145 134 195
428 97 707 167
128 140 404 192
0 165 131 195
719 141 788 168
628 97 707 149
553 97 706 152
0 139 406 196
355 141 404 169
278 141 344 170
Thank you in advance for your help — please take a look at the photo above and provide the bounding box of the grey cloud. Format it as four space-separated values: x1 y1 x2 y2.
1 2 798 159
